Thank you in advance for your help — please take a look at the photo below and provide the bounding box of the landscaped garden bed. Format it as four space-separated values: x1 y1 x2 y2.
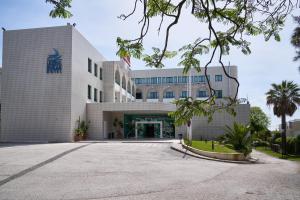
182 139 249 161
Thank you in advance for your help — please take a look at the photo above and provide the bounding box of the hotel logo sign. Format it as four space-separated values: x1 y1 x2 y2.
47 49 62 73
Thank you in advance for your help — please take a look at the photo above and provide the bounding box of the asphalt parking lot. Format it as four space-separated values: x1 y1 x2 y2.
0 141 299 200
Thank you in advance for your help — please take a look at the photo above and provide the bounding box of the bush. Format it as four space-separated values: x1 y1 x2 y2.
274 136 299 155
275 137 281 145
271 131 281 143
296 135 300 155
223 122 252 156
253 139 269 147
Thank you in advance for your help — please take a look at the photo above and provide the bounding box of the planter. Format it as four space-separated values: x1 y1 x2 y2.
82 134 87 140
74 135 83 142
182 141 249 161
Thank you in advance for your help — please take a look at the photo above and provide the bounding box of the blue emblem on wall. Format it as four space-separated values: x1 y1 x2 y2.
47 48 62 73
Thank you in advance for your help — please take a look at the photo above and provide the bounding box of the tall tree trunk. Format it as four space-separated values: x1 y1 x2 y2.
281 115 287 156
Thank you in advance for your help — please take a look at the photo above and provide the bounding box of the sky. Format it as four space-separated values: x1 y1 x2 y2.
0 0 299 130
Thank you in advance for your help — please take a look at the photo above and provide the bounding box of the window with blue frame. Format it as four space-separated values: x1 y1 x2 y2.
215 75 222 82
197 90 208 98
151 77 157 84
164 91 174 98
215 90 222 98
166 77 173 83
148 91 159 99
180 91 187 98
178 76 188 83
157 77 161 84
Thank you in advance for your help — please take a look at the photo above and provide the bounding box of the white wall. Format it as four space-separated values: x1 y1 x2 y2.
1 26 73 142
70 27 105 136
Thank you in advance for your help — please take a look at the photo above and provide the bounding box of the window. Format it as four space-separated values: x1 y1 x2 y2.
178 76 188 83
136 92 143 99
94 64 98 77
115 70 120 85
198 90 208 98
88 58 92 73
88 85 92 99
166 77 173 84
99 91 103 102
99 68 103 80
164 91 174 98
215 75 222 82
94 88 98 102
181 91 187 98
151 77 157 84
215 90 222 98
148 91 158 99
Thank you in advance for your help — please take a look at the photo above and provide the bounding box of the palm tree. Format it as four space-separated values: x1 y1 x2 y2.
266 81 300 155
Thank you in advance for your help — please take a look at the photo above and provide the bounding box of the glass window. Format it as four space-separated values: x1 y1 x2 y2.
166 77 173 84
157 77 161 84
151 77 157 85
215 90 222 98
100 68 103 80
181 91 187 98
215 75 222 82
94 64 98 77
164 91 174 98
146 78 150 84
88 85 91 99
198 90 208 98
88 58 92 73
182 76 188 83
148 91 158 99
99 91 103 102
136 92 143 99
173 76 177 83
94 88 98 102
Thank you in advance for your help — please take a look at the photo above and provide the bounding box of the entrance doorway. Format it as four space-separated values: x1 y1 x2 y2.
145 124 155 138
135 121 163 139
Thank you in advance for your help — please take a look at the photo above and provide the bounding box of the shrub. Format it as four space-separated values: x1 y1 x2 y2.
296 135 300 155
275 137 281 145
271 131 281 143
275 136 299 155
253 139 269 147
223 122 252 156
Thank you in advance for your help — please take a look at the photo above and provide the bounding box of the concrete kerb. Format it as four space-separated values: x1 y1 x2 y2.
171 141 258 164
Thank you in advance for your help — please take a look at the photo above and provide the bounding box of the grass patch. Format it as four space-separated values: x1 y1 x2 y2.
255 146 300 162
184 139 237 153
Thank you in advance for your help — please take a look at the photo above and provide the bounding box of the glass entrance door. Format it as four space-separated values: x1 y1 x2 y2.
136 121 162 139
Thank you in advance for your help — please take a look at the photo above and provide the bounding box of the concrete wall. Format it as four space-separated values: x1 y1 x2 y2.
70 27 106 136
1 26 73 142
190 104 250 139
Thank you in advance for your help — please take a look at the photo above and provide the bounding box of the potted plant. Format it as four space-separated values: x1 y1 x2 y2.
74 117 89 142
74 128 83 141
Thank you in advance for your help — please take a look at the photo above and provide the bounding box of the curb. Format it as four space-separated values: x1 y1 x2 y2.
171 143 258 164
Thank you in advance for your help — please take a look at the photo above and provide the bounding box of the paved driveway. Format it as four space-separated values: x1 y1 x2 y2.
0 141 299 200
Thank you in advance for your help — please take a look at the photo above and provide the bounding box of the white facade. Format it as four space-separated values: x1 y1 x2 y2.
0 25 250 142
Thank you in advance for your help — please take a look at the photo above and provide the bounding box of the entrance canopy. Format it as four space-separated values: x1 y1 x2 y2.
86 102 177 140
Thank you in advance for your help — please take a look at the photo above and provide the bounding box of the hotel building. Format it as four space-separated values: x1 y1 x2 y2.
0 25 250 142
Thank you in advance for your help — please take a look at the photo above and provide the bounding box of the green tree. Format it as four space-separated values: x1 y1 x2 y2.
250 107 270 135
266 81 300 155
46 0 299 126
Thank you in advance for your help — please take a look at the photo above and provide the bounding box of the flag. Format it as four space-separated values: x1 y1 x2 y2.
122 56 131 67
